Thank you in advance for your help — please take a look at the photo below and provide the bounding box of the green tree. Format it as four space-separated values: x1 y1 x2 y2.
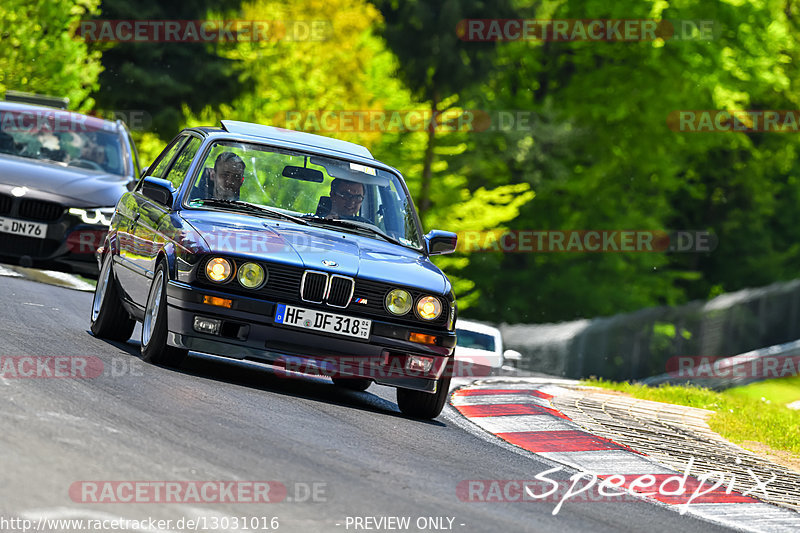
0 0 103 110
91 0 246 136
454 0 800 322
370 0 517 220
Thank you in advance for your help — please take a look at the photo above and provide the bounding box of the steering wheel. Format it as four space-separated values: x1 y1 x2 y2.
68 158 105 171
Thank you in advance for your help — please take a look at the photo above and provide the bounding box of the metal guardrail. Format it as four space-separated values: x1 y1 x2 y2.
641 338 800 390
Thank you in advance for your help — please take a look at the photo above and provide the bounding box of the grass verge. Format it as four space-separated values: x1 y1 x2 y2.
583 378 800 455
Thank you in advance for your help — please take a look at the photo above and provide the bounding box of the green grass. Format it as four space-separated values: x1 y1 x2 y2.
725 376 800 406
583 378 800 454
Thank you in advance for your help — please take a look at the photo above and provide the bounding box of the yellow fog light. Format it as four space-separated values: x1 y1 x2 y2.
385 289 412 315
416 296 442 320
238 262 266 289
206 257 232 282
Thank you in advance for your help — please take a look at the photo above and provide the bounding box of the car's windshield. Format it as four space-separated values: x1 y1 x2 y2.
0 109 127 175
185 140 423 249
456 329 497 352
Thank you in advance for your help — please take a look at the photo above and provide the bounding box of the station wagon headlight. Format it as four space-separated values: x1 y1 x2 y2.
238 262 266 289
385 289 412 315
206 257 232 283
68 207 115 226
416 296 442 320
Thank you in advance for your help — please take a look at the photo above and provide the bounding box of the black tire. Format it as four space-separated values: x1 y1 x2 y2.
331 376 372 391
141 262 188 367
90 253 135 341
396 376 452 419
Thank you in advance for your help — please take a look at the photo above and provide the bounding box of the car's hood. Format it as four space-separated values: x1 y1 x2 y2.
181 210 448 294
0 153 130 206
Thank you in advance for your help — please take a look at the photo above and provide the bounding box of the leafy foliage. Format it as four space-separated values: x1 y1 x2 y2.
0 0 103 110
91 0 246 136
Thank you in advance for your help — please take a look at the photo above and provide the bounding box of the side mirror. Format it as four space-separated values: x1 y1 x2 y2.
503 349 522 368
141 176 175 206
425 230 458 255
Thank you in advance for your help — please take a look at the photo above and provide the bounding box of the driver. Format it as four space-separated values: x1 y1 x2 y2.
328 178 364 219
80 133 107 167
195 152 246 201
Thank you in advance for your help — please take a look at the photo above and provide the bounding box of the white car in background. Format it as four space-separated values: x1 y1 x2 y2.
454 319 521 374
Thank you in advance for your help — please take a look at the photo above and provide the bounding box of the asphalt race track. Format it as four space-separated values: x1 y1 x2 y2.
0 269 737 533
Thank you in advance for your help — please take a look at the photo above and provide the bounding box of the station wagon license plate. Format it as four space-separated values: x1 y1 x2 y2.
0 217 47 240
274 304 371 339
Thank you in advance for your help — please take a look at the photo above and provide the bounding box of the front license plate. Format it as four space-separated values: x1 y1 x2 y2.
0 217 47 240
274 304 371 339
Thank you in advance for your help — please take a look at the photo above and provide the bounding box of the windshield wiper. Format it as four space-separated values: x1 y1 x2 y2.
303 216 407 247
195 199 309 226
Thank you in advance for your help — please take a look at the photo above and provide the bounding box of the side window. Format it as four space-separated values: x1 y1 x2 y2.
163 137 201 189
148 136 188 179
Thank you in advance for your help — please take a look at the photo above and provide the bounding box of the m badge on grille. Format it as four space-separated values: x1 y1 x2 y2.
353 298 368 305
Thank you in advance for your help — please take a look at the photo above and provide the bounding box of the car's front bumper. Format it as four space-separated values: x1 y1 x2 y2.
0 222 105 276
165 281 456 392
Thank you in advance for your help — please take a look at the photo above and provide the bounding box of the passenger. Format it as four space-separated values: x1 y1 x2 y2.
328 178 365 219
80 133 107 168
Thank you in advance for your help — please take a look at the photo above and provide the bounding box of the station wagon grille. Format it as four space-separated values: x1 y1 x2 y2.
327 275 355 308
301 271 327 303
0 194 11 215
19 199 63 222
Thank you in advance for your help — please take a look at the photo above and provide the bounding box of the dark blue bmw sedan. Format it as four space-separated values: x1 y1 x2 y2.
90 120 459 418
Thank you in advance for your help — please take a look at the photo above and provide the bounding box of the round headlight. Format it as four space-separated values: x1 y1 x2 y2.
238 262 266 289
416 296 442 320
385 289 412 315
206 257 232 283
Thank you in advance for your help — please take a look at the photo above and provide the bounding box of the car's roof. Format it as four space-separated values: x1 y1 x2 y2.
0 100 121 132
219 120 374 159
455 319 502 336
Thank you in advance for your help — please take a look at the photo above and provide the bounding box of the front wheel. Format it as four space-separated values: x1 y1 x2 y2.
141 262 187 367
396 376 452 419
90 253 135 341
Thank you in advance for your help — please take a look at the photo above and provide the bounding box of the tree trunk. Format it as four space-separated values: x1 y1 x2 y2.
418 94 439 224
